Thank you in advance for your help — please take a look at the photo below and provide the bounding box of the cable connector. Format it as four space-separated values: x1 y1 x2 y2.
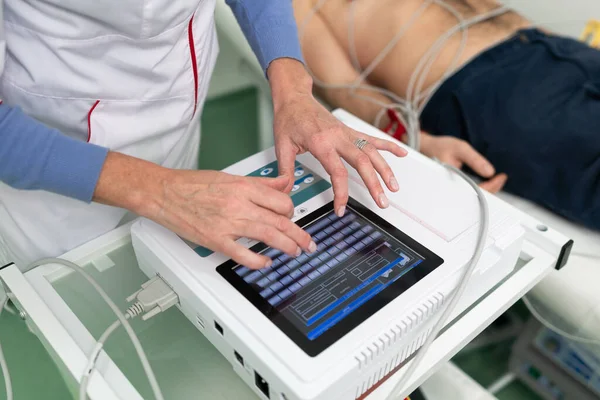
126 276 179 321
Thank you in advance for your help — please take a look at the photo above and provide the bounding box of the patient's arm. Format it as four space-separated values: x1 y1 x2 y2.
293 0 394 128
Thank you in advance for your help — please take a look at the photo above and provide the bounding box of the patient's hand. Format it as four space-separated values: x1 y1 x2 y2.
420 133 508 193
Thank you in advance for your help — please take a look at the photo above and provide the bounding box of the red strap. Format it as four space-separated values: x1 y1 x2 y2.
383 108 406 141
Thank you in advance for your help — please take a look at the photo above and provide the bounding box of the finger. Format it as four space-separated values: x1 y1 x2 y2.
456 143 495 178
369 136 409 158
250 175 290 192
479 173 508 194
339 138 388 209
275 139 298 193
357 135 400 192
242 209 316 255
220 238 272 270
248 183 295 218
314 147 349 217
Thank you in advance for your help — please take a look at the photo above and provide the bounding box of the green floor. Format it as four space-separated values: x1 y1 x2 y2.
0 89 543 400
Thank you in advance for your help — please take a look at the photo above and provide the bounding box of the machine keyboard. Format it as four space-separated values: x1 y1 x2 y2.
237 210 386 307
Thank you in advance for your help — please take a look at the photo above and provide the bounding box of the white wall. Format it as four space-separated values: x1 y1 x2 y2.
502 0 600 38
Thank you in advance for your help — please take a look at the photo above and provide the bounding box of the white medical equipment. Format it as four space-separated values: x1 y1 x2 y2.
129 110 573 400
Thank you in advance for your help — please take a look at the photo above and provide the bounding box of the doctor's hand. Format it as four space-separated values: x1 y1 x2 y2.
419 132 508 193
93 154 316 270
267 59 408 217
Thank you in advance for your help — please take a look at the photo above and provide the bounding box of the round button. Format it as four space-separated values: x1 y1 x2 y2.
303 176 314 184
292 185 300 192
294 168 304 177
260 167 274 176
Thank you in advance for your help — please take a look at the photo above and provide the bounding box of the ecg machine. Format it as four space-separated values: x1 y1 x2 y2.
129 110 573 400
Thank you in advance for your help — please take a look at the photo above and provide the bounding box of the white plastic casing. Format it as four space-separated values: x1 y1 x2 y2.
131 110 525 400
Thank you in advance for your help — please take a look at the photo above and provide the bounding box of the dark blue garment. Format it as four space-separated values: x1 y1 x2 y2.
421 29 600 230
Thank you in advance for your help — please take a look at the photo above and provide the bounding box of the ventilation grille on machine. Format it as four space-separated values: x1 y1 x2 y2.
354 292 445 370
355 327 433 399
352 292 445 398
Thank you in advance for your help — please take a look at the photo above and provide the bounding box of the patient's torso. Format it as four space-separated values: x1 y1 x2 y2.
312 0 531 99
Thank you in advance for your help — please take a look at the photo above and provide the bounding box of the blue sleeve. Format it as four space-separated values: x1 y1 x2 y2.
0 105 109 202
225 0 304 73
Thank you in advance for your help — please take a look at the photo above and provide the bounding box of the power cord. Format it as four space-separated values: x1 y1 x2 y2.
23 258 178 400
386 163 489 400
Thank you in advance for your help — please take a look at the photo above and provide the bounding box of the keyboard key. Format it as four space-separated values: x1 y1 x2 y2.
349 221 362 229
308 270 321 280
266 271 280 281
268 295 283 306
290 270 303 279
244 270 262 283
287 259 300 269
278 265 291 274
289 282 302 293
354 242 366 251
300 264 313 274
297 253 310 263
309 258 321 267
317 265 330 274
298 276 311 286
326 259 339 268
344 237 355 245
361 225 374 233
263 248 281 259
306 218 331 234
370 231 383 239
341 227 354 235
335 242 348 251
328 247 341 256
279 288 293 301
341 213 357 223
281 275 294 286
324 226 335 234
327 213 340 221
345 248 357 256
279 254 291 263
318 253 330 262
335 253 349 262
235 267 251 277
314 231 327 240
362 237 374 246
333 232 344 241
256 277 271 287
323 237 336 246
333 221 345 229
270 281 284 292
260 288 273 298
352 232 366 241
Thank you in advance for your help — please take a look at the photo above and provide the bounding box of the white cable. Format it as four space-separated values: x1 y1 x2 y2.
79 320 122 400
522 295 600 346
300 0 511 151
25 258 165 400
386 163 489 400
0 298 13 400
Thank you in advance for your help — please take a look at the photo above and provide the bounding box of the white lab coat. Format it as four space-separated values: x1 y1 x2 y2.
0 0 219 269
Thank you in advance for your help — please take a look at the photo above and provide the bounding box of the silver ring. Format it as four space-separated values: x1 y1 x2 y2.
354 138 369 150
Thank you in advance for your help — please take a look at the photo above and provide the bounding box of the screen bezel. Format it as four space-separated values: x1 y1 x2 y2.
217 197 444 357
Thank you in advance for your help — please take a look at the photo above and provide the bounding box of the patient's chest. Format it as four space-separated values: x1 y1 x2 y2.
315 0 528 100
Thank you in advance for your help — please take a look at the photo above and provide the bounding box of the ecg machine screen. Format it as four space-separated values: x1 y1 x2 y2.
217 198 444 356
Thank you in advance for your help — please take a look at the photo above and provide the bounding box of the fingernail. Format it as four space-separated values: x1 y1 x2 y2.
295 247 302 257
308 241 317 253
389 177 399 191
379 193 389 208
484 164 495 176
336 206 346 217
265 259 273 268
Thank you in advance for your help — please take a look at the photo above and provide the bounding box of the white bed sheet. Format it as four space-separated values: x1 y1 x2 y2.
496 192 600 341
